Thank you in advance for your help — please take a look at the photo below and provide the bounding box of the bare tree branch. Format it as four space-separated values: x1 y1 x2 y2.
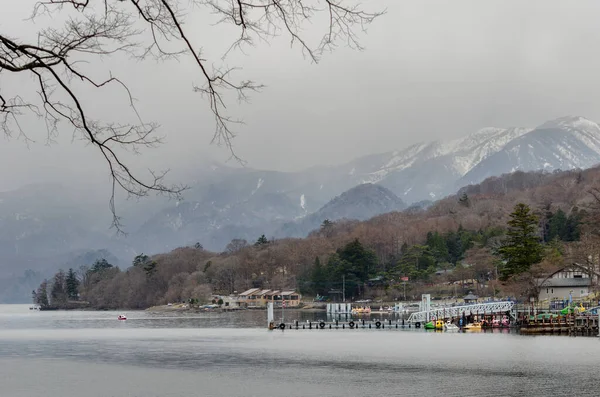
1 0 383 231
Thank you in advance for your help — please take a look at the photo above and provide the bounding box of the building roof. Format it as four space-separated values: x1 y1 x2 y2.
280 290 297 296
239 288 260 296
463 293 478 300
265 290 280 296
548 263 600 279
258 289 271 295
540 278 591 288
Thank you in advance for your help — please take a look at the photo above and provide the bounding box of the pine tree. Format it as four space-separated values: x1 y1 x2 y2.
498 203 543 280
66 268 79 300
254 234 269 247
337 239 378 283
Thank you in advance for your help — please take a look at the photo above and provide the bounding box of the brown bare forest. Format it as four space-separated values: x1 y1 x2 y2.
34 166 600 309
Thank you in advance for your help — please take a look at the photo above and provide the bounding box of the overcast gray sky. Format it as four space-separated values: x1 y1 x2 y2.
3 0 600 191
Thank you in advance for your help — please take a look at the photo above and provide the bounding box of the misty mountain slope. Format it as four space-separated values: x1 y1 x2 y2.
276 183 405 238
4 115 600 302
132 190 302 252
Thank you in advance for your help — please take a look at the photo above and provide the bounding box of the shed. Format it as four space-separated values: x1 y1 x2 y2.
463 292 478 304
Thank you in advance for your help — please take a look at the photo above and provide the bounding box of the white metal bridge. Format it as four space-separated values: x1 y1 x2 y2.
407 301 516 324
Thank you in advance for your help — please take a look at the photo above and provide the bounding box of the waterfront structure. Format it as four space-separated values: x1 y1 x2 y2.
463 292 479 304
537 263 600 301
237 289 301 307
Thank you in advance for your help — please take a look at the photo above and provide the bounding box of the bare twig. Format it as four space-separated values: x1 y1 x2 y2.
1 0 383 231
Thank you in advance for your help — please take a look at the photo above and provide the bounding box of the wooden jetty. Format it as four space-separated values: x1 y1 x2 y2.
518 313 598 336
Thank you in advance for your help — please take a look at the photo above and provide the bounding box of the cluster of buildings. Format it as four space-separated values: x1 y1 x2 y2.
215 289 302 308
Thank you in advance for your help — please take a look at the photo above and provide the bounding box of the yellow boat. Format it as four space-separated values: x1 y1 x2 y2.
464 322 482 330
435 319 444 330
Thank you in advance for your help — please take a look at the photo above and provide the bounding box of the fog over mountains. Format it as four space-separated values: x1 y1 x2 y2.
2 115 600 302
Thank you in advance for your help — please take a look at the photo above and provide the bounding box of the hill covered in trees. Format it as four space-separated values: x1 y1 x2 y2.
33 166 600 309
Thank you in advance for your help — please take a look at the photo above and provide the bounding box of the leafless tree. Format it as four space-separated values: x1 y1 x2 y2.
0 0 383 230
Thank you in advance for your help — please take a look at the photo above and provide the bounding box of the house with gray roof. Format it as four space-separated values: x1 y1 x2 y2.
538 263 599 301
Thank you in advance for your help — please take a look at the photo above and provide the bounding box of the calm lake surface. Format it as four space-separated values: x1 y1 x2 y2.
1 304 599 397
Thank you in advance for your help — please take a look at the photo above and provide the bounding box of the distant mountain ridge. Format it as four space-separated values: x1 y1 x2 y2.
3 115 600 302
276 183 406 238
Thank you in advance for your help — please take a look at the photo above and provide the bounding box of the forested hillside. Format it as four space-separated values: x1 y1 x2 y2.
33 166 600 309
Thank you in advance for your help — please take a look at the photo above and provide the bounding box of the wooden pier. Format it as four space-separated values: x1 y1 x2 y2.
518 314 599 336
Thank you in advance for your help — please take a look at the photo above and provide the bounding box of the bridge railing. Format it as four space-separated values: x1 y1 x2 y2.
407 301 515 323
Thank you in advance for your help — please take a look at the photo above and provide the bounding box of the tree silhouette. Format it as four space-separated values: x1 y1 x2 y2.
0 0 382 230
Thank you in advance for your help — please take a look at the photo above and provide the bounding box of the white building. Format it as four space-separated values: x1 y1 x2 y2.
538 263 599 301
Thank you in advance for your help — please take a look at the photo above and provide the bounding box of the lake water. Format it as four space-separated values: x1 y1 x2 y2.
1 304 599 396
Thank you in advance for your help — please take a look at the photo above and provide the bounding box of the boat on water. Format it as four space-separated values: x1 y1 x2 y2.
435 319 444 330
351 307 372 315
424 321 435 329
444 321 459 331
118 314 127 320
464 322 482 330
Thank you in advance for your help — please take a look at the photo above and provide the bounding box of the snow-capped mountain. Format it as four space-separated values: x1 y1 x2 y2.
3 115 600 302
458 116 600 187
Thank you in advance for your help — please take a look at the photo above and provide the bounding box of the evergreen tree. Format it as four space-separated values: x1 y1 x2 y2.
132 254 150 267
254 234 269 247
90 258 113 273
66 268 79 300
426 231 449 263
325 253 357 297
336 239 377 282
446 231 463 264
50 270 68 307
565 207 582 241
397 245 436 279
547 209 567 242
143 261 158 277
498 203 543 280
311 256 328 296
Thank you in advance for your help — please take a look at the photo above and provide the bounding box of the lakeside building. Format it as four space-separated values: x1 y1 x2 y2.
538 262 600 301
237 288 302 307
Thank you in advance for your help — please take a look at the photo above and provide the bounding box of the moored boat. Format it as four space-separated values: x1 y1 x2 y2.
464 322 482 330
444 321 459 331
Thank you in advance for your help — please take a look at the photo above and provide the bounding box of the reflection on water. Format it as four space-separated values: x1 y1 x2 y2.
1 305 599 397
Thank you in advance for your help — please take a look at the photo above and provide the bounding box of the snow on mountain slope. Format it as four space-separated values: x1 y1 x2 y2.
4 115 600 285
458 116 600 187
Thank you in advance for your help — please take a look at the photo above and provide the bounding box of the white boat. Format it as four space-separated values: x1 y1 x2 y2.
118 314 127 320
444 321 459 331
